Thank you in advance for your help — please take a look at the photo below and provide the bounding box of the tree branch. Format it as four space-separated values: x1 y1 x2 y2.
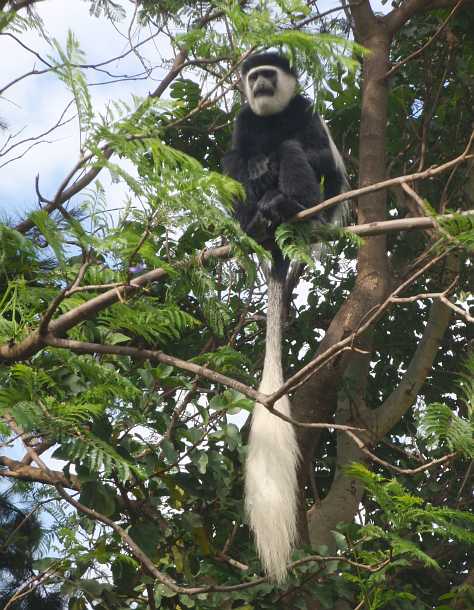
293 129 474 223
43 334 269 405
372 254 459 439
270 249 450 405
385 0 473 35
351 444 457 475
2 204 471 366
0 455 80 489
0 245 229 363
385 0 465 79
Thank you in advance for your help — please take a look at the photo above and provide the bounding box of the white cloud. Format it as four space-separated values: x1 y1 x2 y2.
0 0 169 219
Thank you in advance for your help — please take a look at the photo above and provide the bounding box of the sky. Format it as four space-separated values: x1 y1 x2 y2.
0 0 166 222
0 0 391 224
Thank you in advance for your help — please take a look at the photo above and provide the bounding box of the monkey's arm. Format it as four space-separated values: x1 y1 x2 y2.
306 147 345 200
223 150 275 238
222 149 248 184
277 140 321 210
252 139 322 228
304 115 348 202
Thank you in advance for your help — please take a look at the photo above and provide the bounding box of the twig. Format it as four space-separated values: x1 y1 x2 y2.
43 334 269 405
13 47 250 236
0 100 75 159
14 147 114 234
438 296 474 323
401 181 427 214
215 552 249 572
38 258 90 335
0 30 162 96
4 565 59 610
457 460 472 500
268 250 450 404
385 0 465 79
346 434 457 475
391 276 474 324
293 129 474 223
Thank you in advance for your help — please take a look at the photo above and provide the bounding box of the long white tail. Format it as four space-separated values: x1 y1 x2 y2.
245 267 300 582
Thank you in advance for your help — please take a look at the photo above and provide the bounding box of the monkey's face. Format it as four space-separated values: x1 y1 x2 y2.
244 66 297 117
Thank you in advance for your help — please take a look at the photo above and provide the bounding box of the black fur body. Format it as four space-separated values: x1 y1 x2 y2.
223 94 345 239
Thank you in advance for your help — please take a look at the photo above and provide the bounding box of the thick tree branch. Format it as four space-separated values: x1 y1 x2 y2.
385 0 465 79
0 455 80 489
385 0 473 35
294 129 474 223
372 255 459 439
0 245 229 363
373 301 452 438
347 0 377 40
344 211 473 237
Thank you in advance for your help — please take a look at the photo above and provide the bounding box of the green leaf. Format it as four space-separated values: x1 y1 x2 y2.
161 439 178 464
129 522 162 558
79 481 117 517
196 452 208 474
28 210 65 266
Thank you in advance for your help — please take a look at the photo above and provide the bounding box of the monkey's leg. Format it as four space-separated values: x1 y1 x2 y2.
278 140 321 211
256 189 299 228
257 141 319 225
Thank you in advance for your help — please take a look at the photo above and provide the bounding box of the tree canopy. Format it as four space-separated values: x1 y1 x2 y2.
0 1 473 609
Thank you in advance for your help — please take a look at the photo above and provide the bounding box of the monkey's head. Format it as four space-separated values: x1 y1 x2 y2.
241 52 298 117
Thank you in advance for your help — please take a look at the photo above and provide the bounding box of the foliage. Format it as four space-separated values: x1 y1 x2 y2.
0 492 64 609
0 1 473 610
341 463 474 610
419 354 474 457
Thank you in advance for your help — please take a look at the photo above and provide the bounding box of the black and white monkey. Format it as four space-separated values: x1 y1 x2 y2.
223 52 349 581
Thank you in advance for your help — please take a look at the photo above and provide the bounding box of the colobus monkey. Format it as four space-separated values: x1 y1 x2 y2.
223 52 349 582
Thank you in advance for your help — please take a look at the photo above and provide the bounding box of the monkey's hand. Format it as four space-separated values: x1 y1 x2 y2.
248 154 271 180
258 190 306 226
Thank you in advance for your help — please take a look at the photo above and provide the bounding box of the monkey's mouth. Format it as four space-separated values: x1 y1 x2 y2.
254 87 274 98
